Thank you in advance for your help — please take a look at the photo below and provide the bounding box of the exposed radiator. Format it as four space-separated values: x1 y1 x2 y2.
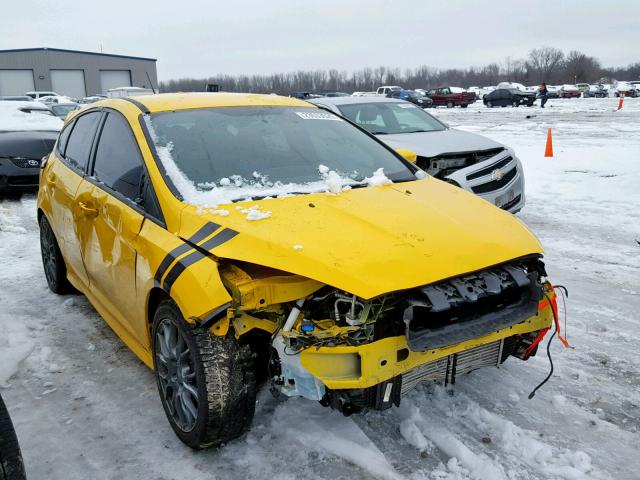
401 339 504 396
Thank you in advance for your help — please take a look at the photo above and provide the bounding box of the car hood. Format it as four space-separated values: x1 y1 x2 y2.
180 178 542 299
378 129 504 158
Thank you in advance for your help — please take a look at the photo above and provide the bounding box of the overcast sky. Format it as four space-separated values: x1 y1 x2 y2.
3 0 638 80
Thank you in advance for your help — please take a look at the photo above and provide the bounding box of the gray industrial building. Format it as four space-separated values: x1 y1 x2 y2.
0 47 157 98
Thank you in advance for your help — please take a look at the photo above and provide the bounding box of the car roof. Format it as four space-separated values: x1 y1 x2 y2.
93 92 315 113
307 96 407 107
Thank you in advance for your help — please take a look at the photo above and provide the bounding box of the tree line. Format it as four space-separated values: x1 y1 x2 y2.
159 46 640 95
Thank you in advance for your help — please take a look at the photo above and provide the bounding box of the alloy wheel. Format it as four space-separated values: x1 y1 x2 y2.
155 319 199 432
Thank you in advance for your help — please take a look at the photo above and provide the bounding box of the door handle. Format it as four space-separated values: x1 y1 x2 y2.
78 202 99 217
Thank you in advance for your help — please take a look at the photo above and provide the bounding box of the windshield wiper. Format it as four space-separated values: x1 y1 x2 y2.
370 131 389 135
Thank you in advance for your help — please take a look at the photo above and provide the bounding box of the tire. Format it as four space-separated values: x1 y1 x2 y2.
152 301 256 449
512 100 519 107
39 215 75 294
446 101 454 108
486 101 493 108
0 395 27 480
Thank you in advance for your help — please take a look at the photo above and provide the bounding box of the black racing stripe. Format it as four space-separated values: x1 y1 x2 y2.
162 250 207 292
200 228 239 252
161 228 239 292
154 243 192 284
120 97 150 114
154 222 220 283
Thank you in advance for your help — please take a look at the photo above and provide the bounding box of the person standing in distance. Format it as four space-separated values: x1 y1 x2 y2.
539 82 549 108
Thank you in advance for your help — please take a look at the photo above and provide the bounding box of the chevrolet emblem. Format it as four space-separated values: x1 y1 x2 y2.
491 168 504 181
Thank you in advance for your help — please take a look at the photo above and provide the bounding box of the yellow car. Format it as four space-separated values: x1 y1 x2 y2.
37 93 555 449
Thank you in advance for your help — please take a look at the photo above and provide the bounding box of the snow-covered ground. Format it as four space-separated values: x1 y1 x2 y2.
1 97 638 480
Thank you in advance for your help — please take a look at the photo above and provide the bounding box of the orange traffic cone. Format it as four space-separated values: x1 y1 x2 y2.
617 96 624 111
544 128 554 157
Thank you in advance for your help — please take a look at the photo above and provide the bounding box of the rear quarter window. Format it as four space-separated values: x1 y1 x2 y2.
64 111 101 171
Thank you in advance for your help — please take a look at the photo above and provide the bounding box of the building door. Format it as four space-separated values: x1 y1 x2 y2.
0 69 35 95
50 70 86 98
99 70 132 94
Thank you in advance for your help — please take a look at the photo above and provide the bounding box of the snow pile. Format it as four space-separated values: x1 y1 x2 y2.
239 205 271 221
365 167 392 186
0 102 63 131
0 318 35 387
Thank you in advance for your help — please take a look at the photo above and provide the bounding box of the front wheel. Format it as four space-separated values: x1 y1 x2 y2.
512 100 519 107
152 301 256 449
486 101 493 108
446 101 454 108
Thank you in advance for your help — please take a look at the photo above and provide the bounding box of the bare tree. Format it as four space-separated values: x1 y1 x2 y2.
527 46 565 83
564 51 602 83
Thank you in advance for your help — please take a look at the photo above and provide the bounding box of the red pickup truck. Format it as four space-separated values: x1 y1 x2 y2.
426 87 476 108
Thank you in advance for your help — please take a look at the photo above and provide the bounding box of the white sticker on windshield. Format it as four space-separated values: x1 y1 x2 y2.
295 111 343 121
397 103 417 108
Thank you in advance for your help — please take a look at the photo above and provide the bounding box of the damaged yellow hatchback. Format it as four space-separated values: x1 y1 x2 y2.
37 93 556 449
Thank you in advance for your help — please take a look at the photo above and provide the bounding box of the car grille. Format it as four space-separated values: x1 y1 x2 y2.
417 147 506 179
8 157 41 168
471 166 517 193
466 156 512 181
401 338 510 395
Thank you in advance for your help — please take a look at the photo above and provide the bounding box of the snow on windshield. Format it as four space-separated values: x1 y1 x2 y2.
144 114 396 208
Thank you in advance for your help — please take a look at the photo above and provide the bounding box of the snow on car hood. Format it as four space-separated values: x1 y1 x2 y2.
181 177 542 299
378 128 504 158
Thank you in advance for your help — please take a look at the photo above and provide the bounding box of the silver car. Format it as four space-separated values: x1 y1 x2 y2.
309 96 525 213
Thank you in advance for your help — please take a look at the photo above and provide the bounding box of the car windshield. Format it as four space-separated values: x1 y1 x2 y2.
51 105 76 116
145 106 418 204
508 89 521 94
338 102 446 135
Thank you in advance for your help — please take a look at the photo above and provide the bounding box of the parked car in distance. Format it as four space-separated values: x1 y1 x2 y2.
425 87 476 108
0 96 33 102
38 95 76 104
322 92 350 97
614 82 635 97
50 103 79 119
582 84 608 98
386 89 433 107
576 83 590 93
483 88 536 107
38 92 556 449
289 92 323 100
0 102 60 195
79 95 106 104
310 96 526 212
375 85 401 96
107 86 154 98
25 90 59 100
558 85 581 98
546 86 560 99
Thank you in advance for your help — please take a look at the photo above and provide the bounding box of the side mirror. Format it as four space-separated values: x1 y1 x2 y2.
395 148 417 164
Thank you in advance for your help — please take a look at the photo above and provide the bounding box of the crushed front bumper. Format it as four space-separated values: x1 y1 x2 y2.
300 290 555 393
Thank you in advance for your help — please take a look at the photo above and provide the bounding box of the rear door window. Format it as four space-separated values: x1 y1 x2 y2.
92 112 144 202
64 111 101 171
